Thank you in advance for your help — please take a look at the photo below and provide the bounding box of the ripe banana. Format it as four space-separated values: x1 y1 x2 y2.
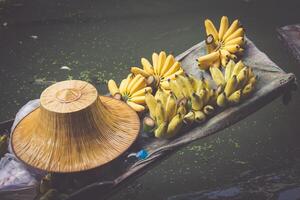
131 67 150 77
145 92 157 119
217 92 227 107
194 110 206 123
165 92 177 121
218 16 229 41
127 101 145 112
198 17 245 71
131 52 183 90
242 83 254 96
108 79 120 96
107 73 148 112
155 100 166 125
154 122 168 138
141 58 154 74
210 66 225 86
203 105 214 115
197 51 220 70
131 87 152 97
183 111 195 125
191 93 203 111
224 75 238 97
227 89 241 104
205 19 219 41
166 114 183 138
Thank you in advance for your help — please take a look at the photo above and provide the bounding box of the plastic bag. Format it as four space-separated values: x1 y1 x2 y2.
0 100 42 200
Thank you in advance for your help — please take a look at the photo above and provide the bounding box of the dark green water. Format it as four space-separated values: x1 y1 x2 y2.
0 0 300 199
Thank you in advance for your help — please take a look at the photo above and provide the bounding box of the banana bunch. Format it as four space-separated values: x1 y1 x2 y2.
130 51 184 90
144 90 187 138
209 60 257 107
107 74 152 112
197 16 245 70
168 74 216 125
0 134 8 157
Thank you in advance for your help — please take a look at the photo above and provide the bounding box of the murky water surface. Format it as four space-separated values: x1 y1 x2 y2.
0 0 300 199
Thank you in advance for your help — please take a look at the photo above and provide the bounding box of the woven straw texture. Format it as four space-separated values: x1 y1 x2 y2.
11 80 140 173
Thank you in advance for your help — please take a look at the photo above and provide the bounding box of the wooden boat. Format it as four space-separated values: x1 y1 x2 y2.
0 38 296 200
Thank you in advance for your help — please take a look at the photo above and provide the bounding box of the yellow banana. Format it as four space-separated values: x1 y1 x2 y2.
160 80 171 90
141 58 154 74
165 92 177 121
196 77 210 92
227 89 241 104
166 114 183 138
217 92 227 107
225 36 244 46
131 67 150 77
210 66 225 86
164 68 184 80
224 59 235 81
163 61 181 77
119 78 128 94
248 75 257 85
194 110 206 123
231 60 244 77
212 59 221 68
177 101 187 116
127 101 145 112
107 79 119 96
161 55 175 76
221 55 228 67
237 67 248 88
155 88 168 106
197 51 220 70
129 76 146 94
230 54 238 61
187 75 198 91
224 44 240 54
157 51 166 75
155 100 166 125
218 16 229 41
242 83 254 96
203 105 214 115
224 75 238 97
248 68 255 79
183 111 195 125
220 49 230 60
191 93 203 111
154 122 168 138
126 74 142 94
223 19 240 41
131 87 152 97
145 92 157 119
168 79 184 100
198 89 210 105
224 28 244 43
177 75 194 97
129 95 145 104
152 52 159 74
205 19 219 41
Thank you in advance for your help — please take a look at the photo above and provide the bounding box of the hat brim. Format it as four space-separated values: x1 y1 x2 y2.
11 96 140 173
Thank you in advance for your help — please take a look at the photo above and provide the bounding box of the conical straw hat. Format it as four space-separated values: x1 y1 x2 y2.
11 80 140 173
